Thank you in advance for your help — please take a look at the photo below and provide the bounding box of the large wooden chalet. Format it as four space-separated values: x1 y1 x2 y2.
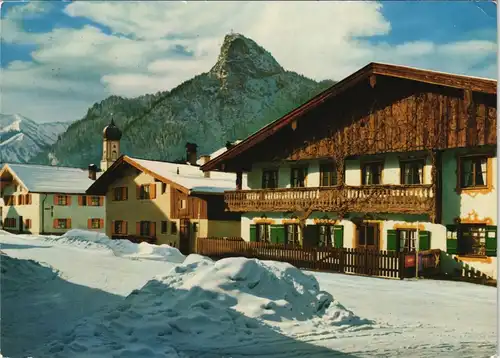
202 62 498 279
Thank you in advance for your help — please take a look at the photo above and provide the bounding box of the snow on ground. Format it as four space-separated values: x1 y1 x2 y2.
0 231 497 358
44 229 186 263
0 231 181 358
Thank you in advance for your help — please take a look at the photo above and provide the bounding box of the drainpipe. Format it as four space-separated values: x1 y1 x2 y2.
41 194 48 235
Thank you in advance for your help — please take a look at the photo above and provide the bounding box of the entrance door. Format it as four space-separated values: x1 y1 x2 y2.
179 218 191 255
18 216 23 234
356 223 380 275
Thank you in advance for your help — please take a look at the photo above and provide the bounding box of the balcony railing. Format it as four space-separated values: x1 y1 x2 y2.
225 185 434 215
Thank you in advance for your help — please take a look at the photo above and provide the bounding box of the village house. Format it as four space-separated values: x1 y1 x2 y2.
0 163 105 235
86 125 246 254
201 62 498 279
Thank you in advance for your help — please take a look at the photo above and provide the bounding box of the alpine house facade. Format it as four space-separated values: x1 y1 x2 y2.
201 62 498 279
0 163 105 235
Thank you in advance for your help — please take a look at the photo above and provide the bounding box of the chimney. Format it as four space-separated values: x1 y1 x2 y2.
88 164 97 180
199 155 211 178
185 142 198 165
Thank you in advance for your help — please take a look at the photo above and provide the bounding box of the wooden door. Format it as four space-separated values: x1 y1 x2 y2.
356 223 380 275
179 218 191 255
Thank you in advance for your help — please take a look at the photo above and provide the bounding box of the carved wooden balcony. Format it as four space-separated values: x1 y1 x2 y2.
224 185 434 215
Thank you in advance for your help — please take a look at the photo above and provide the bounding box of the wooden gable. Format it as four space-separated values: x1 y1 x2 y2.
213 73 496 172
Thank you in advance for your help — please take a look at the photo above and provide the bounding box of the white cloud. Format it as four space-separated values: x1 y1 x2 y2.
1 1 497 123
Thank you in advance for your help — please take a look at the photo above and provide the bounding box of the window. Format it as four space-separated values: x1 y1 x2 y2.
162 183 167 194
285 224 300 246
361 162 383 185
113 187 128 201
458 224 487 256
262 169 278 189
54 219 71 229
113 220 127 235
139 184 151 200
171 222 178 234
161 221 168 234
55 195 69 206
25 219 32 229
89 196 101 206
397 229 417 252
400 160 424 185
256 223 270 243
140 221 151 236
79 195 87 206
111 150 118 159
88 218 102 229
3 218 16 227
290 167 307 188
17 195 25 205
357 223 379 249
320 163 337 187
460 156 488 188
318 225 334 247
180 199 187 209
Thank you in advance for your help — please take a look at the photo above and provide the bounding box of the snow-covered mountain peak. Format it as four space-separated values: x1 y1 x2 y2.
0 113 72 163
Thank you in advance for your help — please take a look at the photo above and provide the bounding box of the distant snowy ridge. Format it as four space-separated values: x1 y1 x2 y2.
0 113 71 163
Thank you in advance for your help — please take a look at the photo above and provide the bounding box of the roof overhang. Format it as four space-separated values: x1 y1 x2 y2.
201 62 497 172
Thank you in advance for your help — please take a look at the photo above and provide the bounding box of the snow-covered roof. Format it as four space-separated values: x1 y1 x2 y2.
1 163 102 194
130 157 247 194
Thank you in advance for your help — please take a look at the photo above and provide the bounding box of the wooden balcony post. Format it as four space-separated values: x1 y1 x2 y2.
236 172 242 191
430 150 442 224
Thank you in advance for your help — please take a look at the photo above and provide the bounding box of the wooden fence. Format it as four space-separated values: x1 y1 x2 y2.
197 237 433 279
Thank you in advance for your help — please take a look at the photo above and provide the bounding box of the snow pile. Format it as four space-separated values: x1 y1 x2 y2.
1 253 59 298
39 255 371 357
43 230 186 263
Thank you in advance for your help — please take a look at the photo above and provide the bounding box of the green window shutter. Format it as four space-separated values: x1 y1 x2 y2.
446 225 457 254
270 225 286 244
333 225 344 248
486 225 497 257
249 224 257 242
418 231 431 251
386 229 398 251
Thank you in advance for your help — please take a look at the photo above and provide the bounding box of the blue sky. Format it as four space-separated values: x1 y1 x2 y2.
1 1 497 123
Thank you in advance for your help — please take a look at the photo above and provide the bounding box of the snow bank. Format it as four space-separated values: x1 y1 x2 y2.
43 230 186 263
38 255 371 357
1 253 59 297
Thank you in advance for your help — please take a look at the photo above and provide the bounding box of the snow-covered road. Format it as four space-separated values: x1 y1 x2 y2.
0 232 497 358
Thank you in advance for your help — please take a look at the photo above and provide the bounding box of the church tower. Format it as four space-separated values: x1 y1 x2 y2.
101 119 122 171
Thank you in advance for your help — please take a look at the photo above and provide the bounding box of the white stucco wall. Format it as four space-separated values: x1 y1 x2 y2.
2 184 42 233
41 193 105 234
441 150 497 225
249 155 433 189
1 180 105 235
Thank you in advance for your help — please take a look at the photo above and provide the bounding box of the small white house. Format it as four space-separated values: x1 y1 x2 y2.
0 163 105 235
